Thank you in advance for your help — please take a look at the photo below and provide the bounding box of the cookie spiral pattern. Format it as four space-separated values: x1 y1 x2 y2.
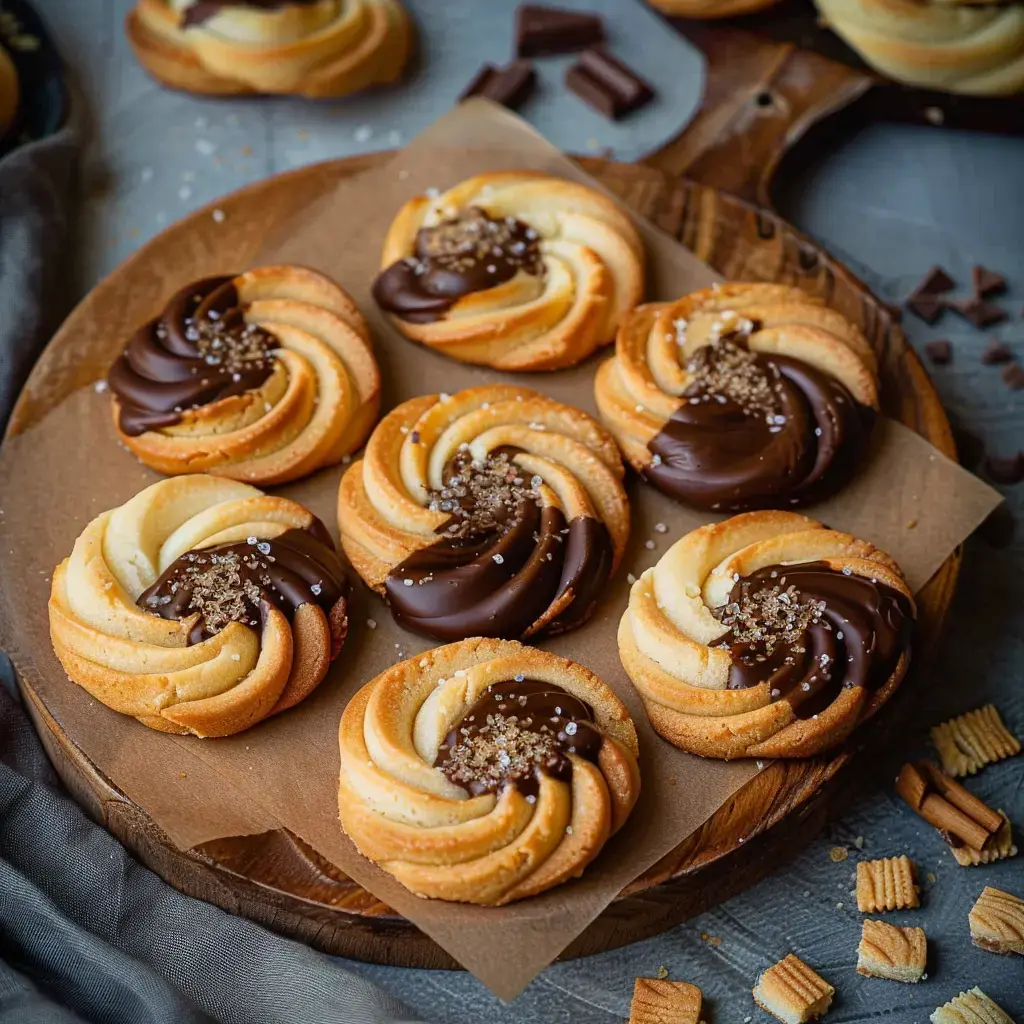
126 0 411 98
108 265 380 486
48 475 349 738
371 171 645 371
338 638 641 904
338 385 630 641
619 511 914 759
595 283 879 512
815 0 1024 96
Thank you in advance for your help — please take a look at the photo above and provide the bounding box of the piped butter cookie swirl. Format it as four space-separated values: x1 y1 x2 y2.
338 638 640 904
48 476 349 738
595 283 879 512
108 265 380 486
619 511 914 759
372 171 645 371
337 385 630 642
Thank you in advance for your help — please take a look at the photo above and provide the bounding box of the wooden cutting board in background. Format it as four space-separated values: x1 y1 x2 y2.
651 0 1024 208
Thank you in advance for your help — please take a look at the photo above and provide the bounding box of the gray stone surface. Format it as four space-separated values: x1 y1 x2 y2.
23 1 1024 1021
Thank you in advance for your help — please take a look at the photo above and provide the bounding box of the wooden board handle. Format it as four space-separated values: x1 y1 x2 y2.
646 25 874 208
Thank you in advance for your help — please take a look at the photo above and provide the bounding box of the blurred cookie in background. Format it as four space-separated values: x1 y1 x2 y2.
0 42 18 143
645 0 783 16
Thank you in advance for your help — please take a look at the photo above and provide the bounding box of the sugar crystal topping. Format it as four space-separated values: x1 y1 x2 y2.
715 579 826 658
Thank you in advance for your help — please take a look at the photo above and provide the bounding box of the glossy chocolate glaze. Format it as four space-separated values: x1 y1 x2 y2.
138 522 348 648
385 452 613 641
372 207 543 324
645 341 874 512
435 679 603 797
181 0 319 29
715 561 913 720
107 276 277 437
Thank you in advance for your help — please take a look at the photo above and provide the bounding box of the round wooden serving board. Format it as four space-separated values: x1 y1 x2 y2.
8 154 958 969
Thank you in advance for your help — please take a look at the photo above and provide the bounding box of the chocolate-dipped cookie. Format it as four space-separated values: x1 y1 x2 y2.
618 511 914 759
595 283 880 512
108 264 380 485
48 475 349 737
372 171 645 371
337 385 630 641
338 637 640 904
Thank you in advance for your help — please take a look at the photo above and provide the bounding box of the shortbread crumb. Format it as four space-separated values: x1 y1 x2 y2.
856 855 919 912
930 987 1014 1024
969 886 1024 956
931 705 1020 776
629 978 702 1024
950 811 1017 867
856 920 927 982
752 954 834 1024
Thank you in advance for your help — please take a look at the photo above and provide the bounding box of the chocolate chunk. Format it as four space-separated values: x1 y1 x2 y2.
953 427 985 470
913 265 956 297
949 297 1007 329
515 4 605 57
1001 361 1024 390
984 451 1024 485
566 48 654 120
977 503 1015 548
925 340 952 365
907 294 944 324
981 339 1013 365
972 265 1007 299
459 60 537 110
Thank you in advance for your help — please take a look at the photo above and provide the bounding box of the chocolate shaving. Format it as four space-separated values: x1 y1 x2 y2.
949 297 1007 329
460 61 537 110
515 4 605 57
1002 362 1024 390
972 265 1006 299
906 295 944 325
924 340 951 365
984 451 1024 486
912 265 955 298
981 339 1013 365
565 48 653 121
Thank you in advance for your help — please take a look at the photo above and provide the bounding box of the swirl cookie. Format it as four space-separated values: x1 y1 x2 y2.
338 638 641 904
126 0 411 98
595 283 879 512
371 171 645 371
108 265 380 485
48 476 349 737
815 0 1024 97
646 0 783 15
619 511 914 759
337 385 629 641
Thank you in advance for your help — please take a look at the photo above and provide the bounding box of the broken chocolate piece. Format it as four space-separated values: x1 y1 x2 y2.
925 340 952 365
978 503 1015 548
984 451 1024 486
912 265 955 297
907 294 944 325
566 48 654 120
1002 362 1024 390
459 60 537 110
972 265 1007 299
515 4 605 57
981 339 1013 365
949 297 1007 329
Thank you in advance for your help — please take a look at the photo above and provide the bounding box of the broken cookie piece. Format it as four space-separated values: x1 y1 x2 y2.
931 987 1014 1024
753 954 834 1024
856 920 927 983
629 978 702 1024
931 704 1021 777
969 886 1024 956
856 855 920 912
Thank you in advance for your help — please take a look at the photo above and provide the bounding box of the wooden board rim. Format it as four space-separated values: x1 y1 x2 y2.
5 152 960 968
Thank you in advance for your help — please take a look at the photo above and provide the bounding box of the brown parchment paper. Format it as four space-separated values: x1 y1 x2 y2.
0 101 1002 1001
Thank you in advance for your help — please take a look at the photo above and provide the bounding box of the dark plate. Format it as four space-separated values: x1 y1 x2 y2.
0 0 66 157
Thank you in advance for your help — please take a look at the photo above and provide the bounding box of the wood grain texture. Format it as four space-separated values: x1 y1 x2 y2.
7 154 959 968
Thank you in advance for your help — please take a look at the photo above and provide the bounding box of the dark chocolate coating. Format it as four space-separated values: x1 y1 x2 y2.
372 208 543 325
107 276 276 437
181 0 318 29
385 497 613 642
645 350 874 511
138 522 348 646
435 679 603 798
717 562 913 720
